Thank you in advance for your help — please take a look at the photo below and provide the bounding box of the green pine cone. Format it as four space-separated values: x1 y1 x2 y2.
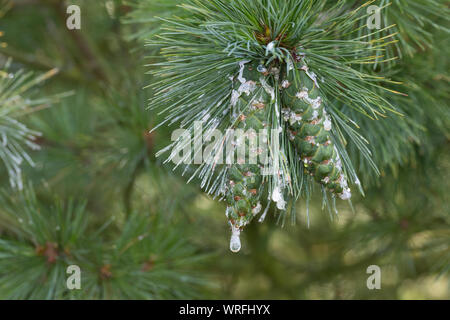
225 61 273 250
281 62 351 200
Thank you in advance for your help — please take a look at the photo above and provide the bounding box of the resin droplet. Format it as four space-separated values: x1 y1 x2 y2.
266 41 275 53
257 64 267 73
229 226 241 253
272 186 286 210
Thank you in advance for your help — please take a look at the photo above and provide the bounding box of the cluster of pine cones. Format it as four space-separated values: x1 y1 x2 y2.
224 54 351 252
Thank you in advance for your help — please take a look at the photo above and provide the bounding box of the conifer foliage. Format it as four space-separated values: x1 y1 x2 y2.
150 0 400 251
0 0 448 300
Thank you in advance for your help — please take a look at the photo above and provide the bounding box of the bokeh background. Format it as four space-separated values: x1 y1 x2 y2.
0 0 448 299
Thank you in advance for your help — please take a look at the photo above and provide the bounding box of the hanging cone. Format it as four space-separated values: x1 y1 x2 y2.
281 61 351 200
224 60 274 251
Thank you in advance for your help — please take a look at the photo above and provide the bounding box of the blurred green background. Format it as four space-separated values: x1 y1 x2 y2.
0 0 448 299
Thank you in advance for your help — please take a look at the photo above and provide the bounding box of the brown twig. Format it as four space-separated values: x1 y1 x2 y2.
47 0 110 84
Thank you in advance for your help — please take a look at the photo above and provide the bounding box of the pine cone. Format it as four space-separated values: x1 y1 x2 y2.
225 61 273 252
281 62 351 200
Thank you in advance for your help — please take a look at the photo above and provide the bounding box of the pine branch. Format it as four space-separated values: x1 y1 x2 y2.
147 0 401 247
0 59 59 189
0 185 211 299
